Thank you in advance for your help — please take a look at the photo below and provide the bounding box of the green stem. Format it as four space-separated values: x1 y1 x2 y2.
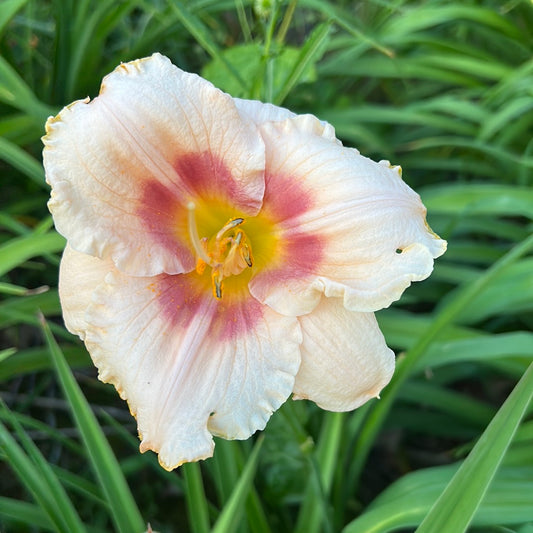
276 0 298 44
295 412 345 533
235 0 252 43
183 462 211 533
250 1 280 101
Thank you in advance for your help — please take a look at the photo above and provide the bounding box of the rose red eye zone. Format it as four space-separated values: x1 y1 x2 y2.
157 273 265 341
138 148 325 297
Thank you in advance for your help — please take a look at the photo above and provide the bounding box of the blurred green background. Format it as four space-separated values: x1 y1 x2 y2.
1 1 532 532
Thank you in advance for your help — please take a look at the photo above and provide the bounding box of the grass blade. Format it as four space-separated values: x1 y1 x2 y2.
416 362 533 533
0 56 55 121
0 136 47 187
0 0 29 35
349 233 533 488
182 462 211 533
343 465 533 533
0 410 86 533
40 317 145 533
295 412 344 533
274 20 332 106
0 231 65 277
211 436 264 533
0 497 53 531
169 0 246 92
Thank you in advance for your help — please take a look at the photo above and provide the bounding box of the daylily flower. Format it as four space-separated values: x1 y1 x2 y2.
43 53 446 470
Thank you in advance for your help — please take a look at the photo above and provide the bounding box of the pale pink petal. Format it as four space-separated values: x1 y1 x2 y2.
44 53 265 276
58 244 112 340
249 115 446 316
234 98 295 124
294 296 395 411
234 98 339 142
82 269 301 470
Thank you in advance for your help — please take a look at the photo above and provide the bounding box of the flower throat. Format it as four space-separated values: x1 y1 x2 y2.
187 202 253 299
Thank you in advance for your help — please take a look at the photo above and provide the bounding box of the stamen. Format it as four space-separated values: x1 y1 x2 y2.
187 202 212 265
187 205 254 299
215 218 244 241
196 257 207 275
234 230 253 267
240 244 253 267
212 270 223 299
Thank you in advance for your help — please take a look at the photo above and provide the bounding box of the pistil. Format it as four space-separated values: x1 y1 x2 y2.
187 202 212 265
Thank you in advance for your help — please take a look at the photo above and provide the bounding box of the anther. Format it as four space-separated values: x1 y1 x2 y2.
212 270 223 299
216 218 244 241
187 205 254 300
240 244 253 267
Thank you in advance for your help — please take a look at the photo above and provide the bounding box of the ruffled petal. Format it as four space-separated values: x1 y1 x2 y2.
44 53 265 276
234 98 295 124
82 268 301 469
58 244 113 340
294 296 395 411
234 98 338 142
250 115 446 316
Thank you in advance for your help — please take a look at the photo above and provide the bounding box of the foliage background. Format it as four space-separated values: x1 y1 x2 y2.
1 0 532 532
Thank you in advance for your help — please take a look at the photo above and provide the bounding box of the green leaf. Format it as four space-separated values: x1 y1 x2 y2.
320 104 478 137
0 409 84 457
0 231 64 277
0 342 91 383
0 281 48 296
419 332 533 370
62 0 138 101
416 363 533 533
300 0 394 57
0 0 30 35
295 412 344 533
0 136 47 187
452 259 533 324
202 43 317 99
41 318 145 533
0 288 60 320
342 465 533 533
349 233 533 488
0 497 53 531
0 347 16 363
380 5 523 39
421 184 533 219
398 382 495 429
207 439 271 533
0 56 55 121
403 136 532 169
169 0 246 93
0 403 86 533
182 462 211 533
480 96 533 141
274 20 331 105
212 437 264 533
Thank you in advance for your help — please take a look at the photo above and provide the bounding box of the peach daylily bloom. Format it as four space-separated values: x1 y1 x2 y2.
43 53 446 470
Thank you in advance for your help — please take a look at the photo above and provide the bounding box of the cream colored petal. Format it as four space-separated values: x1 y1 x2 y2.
234 98 338 142
58 244 113 340
44 53 265 276
83 270 301 470
294 297 395 411
250 115 446 316
234 98 295 124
